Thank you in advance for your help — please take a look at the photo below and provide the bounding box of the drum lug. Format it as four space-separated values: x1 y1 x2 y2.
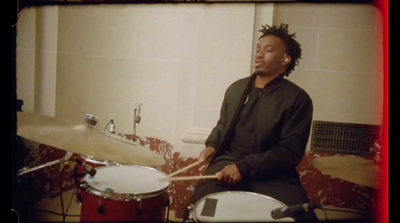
97 205 104 214
75 191 83 203
79 181 88 190
97 197 105 214
165 198 171 222
186 204 194 222
164 198 170 207
135 197 143 216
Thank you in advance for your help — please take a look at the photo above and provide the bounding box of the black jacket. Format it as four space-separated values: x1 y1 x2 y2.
205 75 313 181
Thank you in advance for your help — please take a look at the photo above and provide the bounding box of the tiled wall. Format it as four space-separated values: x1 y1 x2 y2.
16 4 259 155
16 3 383 155
274 3 383 126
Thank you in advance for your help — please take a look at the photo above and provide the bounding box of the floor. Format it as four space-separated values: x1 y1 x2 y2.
27 189 370 223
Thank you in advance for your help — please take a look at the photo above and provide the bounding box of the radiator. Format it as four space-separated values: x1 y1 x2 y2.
310 120 380 155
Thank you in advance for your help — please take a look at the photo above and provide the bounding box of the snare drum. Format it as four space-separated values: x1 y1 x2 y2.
189 191 294 222
79 165 170 222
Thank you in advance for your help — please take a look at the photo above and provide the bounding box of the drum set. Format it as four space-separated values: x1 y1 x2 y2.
15 111 298 222
16 111 173 222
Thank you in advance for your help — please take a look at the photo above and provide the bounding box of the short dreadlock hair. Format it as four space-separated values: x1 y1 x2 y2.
259 23 302 77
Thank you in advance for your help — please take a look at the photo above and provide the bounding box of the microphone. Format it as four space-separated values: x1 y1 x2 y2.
271 203 321 219
74 159 97 177
81 162 97 176
110 119 115 134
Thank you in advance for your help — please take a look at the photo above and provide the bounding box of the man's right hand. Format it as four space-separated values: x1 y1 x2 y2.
199 146 215 164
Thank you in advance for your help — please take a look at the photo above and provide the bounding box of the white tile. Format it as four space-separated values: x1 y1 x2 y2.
56 53 93 96
317 29 383 73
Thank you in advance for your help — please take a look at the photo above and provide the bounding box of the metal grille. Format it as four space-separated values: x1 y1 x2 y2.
311 120 380 155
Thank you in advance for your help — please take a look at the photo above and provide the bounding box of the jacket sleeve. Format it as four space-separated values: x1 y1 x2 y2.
236 91 313 179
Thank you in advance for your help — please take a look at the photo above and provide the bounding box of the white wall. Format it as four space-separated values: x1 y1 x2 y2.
16 3 262 157
16 3 383 157
274 3 383 125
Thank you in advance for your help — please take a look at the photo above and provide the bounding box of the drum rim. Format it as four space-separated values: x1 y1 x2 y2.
192 191 289 222
81 165 170 201
80 155 120 165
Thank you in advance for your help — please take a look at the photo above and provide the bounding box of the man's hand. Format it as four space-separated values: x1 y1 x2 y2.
199 147 215 164
216 164 242 184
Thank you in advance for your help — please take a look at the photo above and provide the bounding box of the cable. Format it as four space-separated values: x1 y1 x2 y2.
34 209 80 217
11 209 20 223
103 119 112 131
316 206 370 222
11 0 19 27
321 207 369 215
65 188 76 217
59 160 75 223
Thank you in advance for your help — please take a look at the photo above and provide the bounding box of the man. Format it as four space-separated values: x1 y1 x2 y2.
183 23 318 222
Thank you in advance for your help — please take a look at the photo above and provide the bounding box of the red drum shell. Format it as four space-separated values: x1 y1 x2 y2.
79 165 170 222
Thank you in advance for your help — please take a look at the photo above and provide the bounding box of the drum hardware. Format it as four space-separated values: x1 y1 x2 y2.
73 159 97 177
164 198 171 222
71 159 97 188
271 202 321 220
79 155 120 166
75 191 83 204
17 151 73 176
75 180 88 204
103 119 116 134
72 159 97 205
135 197 143 216
84 114 98 126
97 197 104 214
185 204 195 223
133 102 142 143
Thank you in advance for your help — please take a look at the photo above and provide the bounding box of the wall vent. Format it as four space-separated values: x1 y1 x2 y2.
311 121 380 155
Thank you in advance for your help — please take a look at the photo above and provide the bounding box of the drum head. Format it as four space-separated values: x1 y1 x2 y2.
193 191 294 222
83 165 169 200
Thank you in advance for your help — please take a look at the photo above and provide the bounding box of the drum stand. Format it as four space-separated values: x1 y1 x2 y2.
17 152 73 176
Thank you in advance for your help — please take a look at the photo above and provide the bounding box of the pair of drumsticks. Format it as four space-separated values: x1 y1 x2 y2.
159 160 218 182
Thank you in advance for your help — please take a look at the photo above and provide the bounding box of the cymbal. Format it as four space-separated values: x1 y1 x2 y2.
312 155 379 188
16 112 165 167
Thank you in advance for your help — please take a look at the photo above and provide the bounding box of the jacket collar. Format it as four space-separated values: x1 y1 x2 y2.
253 74 285 96
263 74 285 88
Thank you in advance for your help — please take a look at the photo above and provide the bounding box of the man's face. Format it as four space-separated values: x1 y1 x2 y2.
254 35 288 77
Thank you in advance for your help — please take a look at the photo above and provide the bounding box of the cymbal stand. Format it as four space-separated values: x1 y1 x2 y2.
17 152 73 176
133 102 142 144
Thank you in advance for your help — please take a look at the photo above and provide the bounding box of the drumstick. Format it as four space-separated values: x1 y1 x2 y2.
159 175 218 182
165 160 203 178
